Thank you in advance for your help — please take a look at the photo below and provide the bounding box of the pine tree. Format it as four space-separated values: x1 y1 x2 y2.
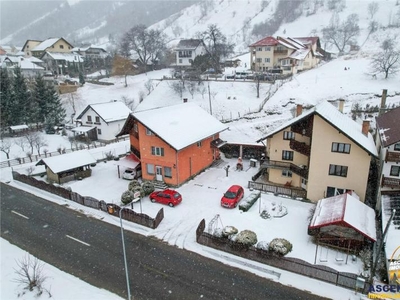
0 69 13 127
45 86 66 128
12 67 31 125
79 72 85 86
31 75 50 126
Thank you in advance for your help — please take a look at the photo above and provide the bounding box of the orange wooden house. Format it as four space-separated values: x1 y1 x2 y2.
116 103 227 186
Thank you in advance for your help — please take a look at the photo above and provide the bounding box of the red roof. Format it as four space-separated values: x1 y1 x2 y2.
249 36 279 47
309 193 376 241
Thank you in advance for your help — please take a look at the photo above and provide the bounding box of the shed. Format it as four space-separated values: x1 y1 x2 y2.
9 125 29 136
36 150 96 184
308 193 376 250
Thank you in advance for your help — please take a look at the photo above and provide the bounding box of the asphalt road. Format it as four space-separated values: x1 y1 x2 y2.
1 183 328 300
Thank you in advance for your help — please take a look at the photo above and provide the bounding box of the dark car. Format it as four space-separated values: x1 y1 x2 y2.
221 185 244 208
149 189 182 207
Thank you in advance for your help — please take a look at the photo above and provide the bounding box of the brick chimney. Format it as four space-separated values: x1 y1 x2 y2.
296 104 303 117
338 99 345 113
362 120 370 136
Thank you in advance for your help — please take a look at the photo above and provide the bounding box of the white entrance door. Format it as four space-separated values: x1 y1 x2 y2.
156 166 163 181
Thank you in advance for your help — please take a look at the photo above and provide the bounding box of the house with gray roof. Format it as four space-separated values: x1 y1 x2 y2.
174 39 206 68
255 100 378 203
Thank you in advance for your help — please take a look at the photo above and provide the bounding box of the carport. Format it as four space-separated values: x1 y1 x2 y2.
114 153 141 178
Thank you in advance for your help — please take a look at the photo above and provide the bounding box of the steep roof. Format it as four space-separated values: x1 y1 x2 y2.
175 39 203 50
36 150 96 174
376 106 400 147
76 101 132 123
42 52 83 62
32 38 73 51
256 101 378 157
132 103 227 151
309 193 376 241
249 36 279 47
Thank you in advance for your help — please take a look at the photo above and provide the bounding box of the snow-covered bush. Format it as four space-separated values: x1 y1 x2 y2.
121 190 134 205
213 228 224 238
130 185 145 199
269 238 293 256
256 241 270 251
222 226 238 237
128 180 141 191
228 233 238 242
239 191 261 212
235 230 257 247
142 181 155 195
260 209 271 219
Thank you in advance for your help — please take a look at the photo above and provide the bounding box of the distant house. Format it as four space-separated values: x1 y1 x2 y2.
72 46 109 59
74 101 132 142
375 105 400 193
255 100 378 202
308 193 376 251
175 39 206 68
21 40 42 57
116 103 227 186
249 36 323 74
36 150 96 184
41 52 84 76
9 57 45 77
26 38 74 59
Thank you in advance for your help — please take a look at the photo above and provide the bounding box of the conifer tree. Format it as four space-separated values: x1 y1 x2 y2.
12 67 31 125
0 69 13 127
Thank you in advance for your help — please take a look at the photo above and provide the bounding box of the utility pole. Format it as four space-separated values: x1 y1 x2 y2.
370 209 396 285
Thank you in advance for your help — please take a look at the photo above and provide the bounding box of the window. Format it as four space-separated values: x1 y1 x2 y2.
282 170 292 177
95 116 100 123
283 131 295 140
264 58 270 63
265 47 271 51
164 167 172 178
282 150 293 161
179 59 182 64
133 123 138 132
60 45 64 49
146 128 152 135
256 58 262 63
390 166 400 176
257 47 262 51
97 128 102 134
329 164 348 177
87 115 92 121
146 163 155 175
197 141 202 147
151 146 164 156
332 142 351 154
394 143 400 151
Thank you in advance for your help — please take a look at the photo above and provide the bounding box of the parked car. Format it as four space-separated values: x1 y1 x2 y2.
221 185 244 208
122 167 142 180
149 189 182 207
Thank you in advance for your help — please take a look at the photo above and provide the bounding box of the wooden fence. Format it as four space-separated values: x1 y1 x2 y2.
248 181 307 199
196 219 370 293
12 171 163 229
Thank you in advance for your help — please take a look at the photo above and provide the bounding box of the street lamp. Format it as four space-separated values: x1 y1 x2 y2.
119 205 132 300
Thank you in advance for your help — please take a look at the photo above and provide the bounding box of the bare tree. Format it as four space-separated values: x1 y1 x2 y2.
187 81 198 99
15 137 27 152
254 76 261 98
13 255 51 297
370 38 400 79
200 86 207 99
120 96 136 111
322 13 360 54
144 79 154 95
0 139 12 165
368 2 379 20
33 134 48 156
170 80 186 99
24 132 38 154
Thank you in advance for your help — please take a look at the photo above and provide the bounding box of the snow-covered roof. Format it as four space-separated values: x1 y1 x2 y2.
309 193 376 241
36 150 96 174
9 125 28 130
27 56 43 63
257 101 378 157
376 106 400 147
277 39 297 50
288 48 310 60
43 52 83 62
249 36 279 47
72 126 95 133
10 59 44 70
33 38 62 51
71 46 107 52
175 39 203 50
113 153 140 169
76 101 132 123
133 103 228 151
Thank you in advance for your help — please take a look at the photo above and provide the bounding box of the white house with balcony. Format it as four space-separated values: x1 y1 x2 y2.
175 39 206 68
74 101 132 142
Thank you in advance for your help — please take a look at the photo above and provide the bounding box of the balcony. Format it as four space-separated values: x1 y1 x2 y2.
289 139 310 156
248 180 307 199
261 159 308 179
274 50 287 54
385 151 400 163
382 176 400 189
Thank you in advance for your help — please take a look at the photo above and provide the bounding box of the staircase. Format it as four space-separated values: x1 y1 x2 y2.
152 180 168 190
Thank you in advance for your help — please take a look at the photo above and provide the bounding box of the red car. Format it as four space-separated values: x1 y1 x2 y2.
149 189 182 207
221 185 244 208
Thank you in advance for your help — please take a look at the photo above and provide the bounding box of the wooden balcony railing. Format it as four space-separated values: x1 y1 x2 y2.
290 139 310 156
248 181 307 199
261 160 308 179
385 151 400 163
382 176 400 189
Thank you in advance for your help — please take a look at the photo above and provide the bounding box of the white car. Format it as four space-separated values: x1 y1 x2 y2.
122 168 142 180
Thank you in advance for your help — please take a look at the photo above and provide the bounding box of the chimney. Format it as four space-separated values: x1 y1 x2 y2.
362 120 370 136
296 104 303 117
379 89 387 116
183 98 188 103
338 99 345 113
